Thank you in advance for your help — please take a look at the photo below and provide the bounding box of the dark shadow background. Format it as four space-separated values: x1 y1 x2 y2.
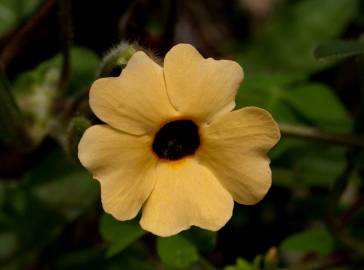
0 0 364 269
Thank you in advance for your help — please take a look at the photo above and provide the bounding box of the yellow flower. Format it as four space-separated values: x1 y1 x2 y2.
78 44 280 237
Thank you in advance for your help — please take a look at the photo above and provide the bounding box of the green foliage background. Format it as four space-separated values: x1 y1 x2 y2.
0 0 364 269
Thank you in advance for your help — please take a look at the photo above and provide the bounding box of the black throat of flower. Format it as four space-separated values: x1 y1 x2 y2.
152 120 200 161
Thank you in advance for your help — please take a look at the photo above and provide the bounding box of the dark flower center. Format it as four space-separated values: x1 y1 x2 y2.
152 120 200 160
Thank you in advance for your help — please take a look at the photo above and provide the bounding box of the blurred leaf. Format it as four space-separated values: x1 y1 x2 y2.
272 137 351 188
33 169 98 220
53 242 154 270
13 46 99 96
272 167 295 188
224 258 255 270
182 227 217 253
13 67 59 144
67 116 91 161
314 39 364 60
0 231 17 261
25 148 77 184
0 190 64 269
100 213 146 257
295 146 347 187
23 148 98 245
0 252 37 270
238 75 352 133
238 0 359 74
284 83 353 132
252 255 262 269
12 47 99 144
25 147 98 219
268 139 290 160
236 74 298 123
281 228 335 255
274 144 347 188
0 148 98 268
65 47 99 95
157 235 199 269
0 0 43 34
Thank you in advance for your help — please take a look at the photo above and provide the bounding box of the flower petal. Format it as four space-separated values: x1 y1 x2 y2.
140 158 233 237
90 51 177 135
78 125 157 220
163 44 244 124
198 107 281 205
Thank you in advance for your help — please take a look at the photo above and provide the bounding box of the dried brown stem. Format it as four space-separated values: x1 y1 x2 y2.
279 123 364 149
0 0 56 70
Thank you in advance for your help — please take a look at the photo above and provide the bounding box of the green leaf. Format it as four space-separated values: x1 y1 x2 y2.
284 83 353 132
27 149 99 214
268 138 290 160
0 231 18 260
18 147 99 224
294 146 347 187
182 227 217 253
272 167 295 188
314 39 364 60
272 138 351 188
274 143 348 188
157 235 199 269
0 0 43 34
66 47 100 95
224 258 255 270
236 74 298 123
238 0 359 75
252 255 262 270
33 170 98 220
66 116 91 161
12 66 59 144
281 228 335 255
100 213 146 257
13 46 99 96
12 47 99 144
0 148 99 267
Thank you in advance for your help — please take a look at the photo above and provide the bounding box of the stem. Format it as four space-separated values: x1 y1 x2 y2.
45 0 73 150
279 123 364 148
57 0 73 92
0 0 56 70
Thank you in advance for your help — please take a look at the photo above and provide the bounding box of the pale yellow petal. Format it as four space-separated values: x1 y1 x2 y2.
163 43 244 124
140 158 233 237
198 107 281 205
78 125 157 220
90 51 177 135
